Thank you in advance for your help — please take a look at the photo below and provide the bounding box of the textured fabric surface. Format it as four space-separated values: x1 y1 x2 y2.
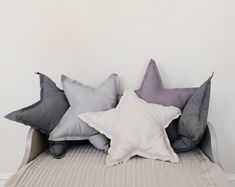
136 60 196 143
4 72 69 158
49 74 119 152
5 72 69 135
79 89 181 166
173 74 213 152
4 145 230 187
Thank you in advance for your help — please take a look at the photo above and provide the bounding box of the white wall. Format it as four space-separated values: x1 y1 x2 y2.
0 0 234 175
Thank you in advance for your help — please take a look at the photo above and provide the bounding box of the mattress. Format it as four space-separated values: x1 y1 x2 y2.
4 145 230 187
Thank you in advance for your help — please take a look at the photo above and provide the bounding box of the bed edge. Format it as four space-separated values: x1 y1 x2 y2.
18 121 222 170
199 121 222 168
18 128 48 170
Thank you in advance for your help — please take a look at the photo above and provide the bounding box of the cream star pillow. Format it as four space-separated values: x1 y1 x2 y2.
79 89 181 166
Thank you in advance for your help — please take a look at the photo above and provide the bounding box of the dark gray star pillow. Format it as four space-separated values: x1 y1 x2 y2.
5 72 70 158
172 74 213 152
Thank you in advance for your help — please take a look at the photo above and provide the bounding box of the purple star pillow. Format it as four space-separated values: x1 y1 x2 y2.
136 59 197 144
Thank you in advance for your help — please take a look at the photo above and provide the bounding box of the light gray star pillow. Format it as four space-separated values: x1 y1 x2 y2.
49 74 119 152
79 89 181 166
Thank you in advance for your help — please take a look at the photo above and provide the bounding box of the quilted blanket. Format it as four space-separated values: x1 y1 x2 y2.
4 145 230 187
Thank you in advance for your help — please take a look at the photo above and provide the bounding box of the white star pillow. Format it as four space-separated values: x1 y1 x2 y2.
79 89 181 166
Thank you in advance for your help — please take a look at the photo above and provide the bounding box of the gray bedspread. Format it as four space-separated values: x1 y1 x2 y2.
4 145 230 187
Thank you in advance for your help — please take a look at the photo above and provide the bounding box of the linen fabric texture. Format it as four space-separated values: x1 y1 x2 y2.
136 59 196 143
49 74 119 152
5 72 70 158
172 74 213 152
79 89 181 166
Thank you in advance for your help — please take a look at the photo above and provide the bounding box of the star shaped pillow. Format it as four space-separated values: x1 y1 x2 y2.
172 74 213 152
49 74 119 152
5 73 70 158
136 59 197 143
79 89 181 166
5 73 69 135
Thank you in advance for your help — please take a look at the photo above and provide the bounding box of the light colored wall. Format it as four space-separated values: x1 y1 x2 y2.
0 0 234 175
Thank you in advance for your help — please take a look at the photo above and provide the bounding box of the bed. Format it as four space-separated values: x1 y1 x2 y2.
4 122 231 187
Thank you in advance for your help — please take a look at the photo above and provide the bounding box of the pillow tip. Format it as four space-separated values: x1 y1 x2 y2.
35 72 44 77
111 73 118 76
149 58 156 63
61 74 66 81
4 113 11 120
4 112 15 121
110 73 119 80
61 74 71 84
210 72 214 79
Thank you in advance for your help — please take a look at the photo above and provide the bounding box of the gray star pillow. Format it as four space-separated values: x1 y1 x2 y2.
172 74 213 152
5 73 69 135
49 74 119 152
5 73 70 158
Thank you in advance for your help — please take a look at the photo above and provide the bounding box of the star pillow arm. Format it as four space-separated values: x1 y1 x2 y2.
5 72 69 135
79 89 181 166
